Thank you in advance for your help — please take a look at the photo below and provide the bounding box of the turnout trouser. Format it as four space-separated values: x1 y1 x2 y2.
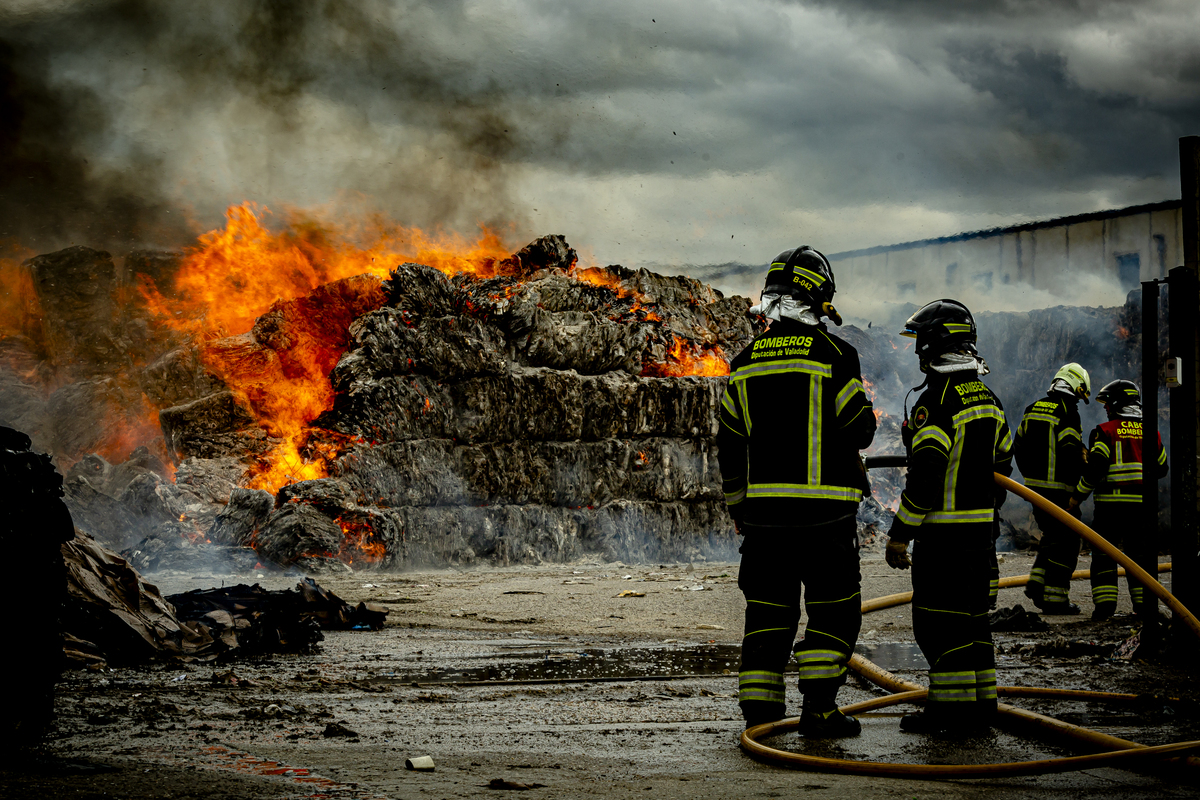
911 531 997 725
737 517 862 725
1026 489 1081 607
1090 502 1159 617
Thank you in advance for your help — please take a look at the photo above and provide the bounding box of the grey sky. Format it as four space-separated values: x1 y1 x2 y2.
2 0 1198 268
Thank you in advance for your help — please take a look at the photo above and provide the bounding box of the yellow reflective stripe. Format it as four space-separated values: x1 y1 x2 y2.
1046 419 1057 483
746 484 863 501
896 503 926 526
952 405 1006 426
747 599 790 608
1095 493 1142 503
835 379 864 415
998 426 1013 453
1023 413 1059 424
719 416 747 437
912 425 952 451
810 373 822 485
731 359 832 382
724 488 746 504
743 627 791 638
1058 428 1081 441
922 509 994 524
804 591 861 607
1092 441 1111 458
721 390 739 418
944 323 972 333
1158 449 1167 465
740 375 753 434
793 266 826 285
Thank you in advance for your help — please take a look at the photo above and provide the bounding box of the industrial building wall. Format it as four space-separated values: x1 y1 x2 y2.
831 202 1183 311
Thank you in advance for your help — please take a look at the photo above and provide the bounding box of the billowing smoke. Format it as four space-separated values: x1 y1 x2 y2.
0 0 558 254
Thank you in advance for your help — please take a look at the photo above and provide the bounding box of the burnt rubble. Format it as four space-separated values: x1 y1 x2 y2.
62 532 386 666
1 234 1163 573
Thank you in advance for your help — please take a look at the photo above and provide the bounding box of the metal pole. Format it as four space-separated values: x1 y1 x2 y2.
1176 135 1200 626
1169 266 1198 620
1141 281 1159 589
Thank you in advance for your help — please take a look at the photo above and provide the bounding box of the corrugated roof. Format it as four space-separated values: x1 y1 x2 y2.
827 199 1182 260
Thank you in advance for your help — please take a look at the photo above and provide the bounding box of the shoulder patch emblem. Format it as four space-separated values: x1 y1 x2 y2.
913 406 929 428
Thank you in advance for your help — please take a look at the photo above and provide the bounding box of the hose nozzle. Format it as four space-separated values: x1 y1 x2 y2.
822 302 843 326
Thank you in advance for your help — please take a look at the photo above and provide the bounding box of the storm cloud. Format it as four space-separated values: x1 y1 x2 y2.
1 0 1198 265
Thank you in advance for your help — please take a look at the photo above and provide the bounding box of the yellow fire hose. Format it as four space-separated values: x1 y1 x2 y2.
741 474 1200 776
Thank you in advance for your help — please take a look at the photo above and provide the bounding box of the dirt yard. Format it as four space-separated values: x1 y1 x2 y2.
3 550 1199 800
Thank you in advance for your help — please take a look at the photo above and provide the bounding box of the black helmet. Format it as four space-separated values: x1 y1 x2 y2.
900 299 978 369
764 246 836 306
1095 379 1141 410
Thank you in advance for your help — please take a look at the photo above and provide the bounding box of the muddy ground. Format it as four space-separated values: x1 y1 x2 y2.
3 550 1199 800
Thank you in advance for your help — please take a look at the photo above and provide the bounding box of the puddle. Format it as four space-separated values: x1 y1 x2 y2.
380 643 743 685
854 641 929 670
374 641 933 685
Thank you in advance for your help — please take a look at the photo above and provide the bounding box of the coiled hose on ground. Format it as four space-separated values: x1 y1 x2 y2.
740 474 1200 777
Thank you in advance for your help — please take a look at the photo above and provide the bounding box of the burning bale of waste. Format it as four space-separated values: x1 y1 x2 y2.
6 224 763 572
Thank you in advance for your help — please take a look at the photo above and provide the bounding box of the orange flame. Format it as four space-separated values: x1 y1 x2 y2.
642 335 729 377
141 202 515 341
862 379 884 422
140 203 519 493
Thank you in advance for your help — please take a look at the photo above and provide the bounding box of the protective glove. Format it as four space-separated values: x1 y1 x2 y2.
1067 497 1080 513
885 538 912 570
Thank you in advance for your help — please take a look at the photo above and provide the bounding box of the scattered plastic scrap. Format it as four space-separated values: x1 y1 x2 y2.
616 590 645 598
405 755 435 771
1112 630 1141 660
989 604 1049 632
697 624 724 631
485 778 547 790
322 722 360 738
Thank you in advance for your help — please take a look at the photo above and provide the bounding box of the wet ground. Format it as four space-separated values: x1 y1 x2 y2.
4 551 1199 799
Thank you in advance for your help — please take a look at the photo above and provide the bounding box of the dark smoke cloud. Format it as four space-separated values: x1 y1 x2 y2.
1 0 1198 267
0 31 190 251
0 0 556 252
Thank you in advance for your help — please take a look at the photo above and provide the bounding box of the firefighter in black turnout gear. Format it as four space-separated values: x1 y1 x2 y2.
717 246 876 737
1069 380 1168 622
885 300 1013 735
1 426 75 753
1015 363 1090 615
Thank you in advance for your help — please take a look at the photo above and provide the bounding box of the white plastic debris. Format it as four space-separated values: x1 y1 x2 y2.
405 755 436 771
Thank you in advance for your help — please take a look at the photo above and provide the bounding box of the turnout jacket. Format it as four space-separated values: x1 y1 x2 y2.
890 371 1013 545
717 318 876 526
1073 417 1168 505
1012 392 1084 494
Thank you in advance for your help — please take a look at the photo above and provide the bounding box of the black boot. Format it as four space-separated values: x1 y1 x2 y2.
797 708 861 738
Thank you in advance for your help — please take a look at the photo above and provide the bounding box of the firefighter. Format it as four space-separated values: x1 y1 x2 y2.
717 246 876 737
884 299 1013 734
1069 380 1168 622
1 426 75 753
1014 363 1091 615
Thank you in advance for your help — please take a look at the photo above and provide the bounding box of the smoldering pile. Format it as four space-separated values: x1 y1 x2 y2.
5 236 765 572
0 234 1156 575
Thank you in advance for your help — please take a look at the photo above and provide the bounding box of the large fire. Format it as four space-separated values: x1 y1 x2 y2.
138 203 727 511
